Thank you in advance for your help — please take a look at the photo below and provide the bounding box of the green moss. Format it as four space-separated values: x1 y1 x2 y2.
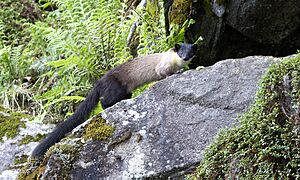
21 115 114 178
0 108 29 141
83 115 115 141
203 0 213 15
19 134 46 145
216 0 227 5
47 143 81 165
43 142 82 179
18 162 45 180
168 0 191 25
146 0 160 22
14 155 29 165
192 54 300 179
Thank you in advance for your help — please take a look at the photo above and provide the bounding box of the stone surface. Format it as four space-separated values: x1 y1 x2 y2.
47 56 279 179
0 117 54 179
184 0 300 67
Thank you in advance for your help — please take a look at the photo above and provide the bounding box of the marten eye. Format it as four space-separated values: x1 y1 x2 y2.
192 44 198 51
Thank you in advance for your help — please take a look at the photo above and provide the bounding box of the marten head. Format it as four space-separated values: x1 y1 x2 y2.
174 43 197 61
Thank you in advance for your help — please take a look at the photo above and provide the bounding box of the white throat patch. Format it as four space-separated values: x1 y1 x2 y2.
155 50 189 77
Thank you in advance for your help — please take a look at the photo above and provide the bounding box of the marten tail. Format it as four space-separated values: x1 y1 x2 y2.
31 80 103 158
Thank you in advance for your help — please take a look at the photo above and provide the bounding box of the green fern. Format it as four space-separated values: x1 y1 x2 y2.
0 20 5 47
0 45 35 110
24 0 132 118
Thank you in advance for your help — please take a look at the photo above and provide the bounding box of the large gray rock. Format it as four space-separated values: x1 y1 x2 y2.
184 0 300 67
41 56 278 179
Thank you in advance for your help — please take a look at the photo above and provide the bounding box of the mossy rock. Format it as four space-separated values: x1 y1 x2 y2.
14 155 29 165
18 162 46 180
20 114 114 179
192 54 300 179
19 139 82 179
216 0 227 5
19 134 46 145
146 0 160 22
0 107 29 141
203 0 227 15
83 115 115 141
168 0 191 25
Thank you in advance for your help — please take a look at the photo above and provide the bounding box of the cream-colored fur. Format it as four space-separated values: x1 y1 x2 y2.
112 49 189 92
155 49 189 77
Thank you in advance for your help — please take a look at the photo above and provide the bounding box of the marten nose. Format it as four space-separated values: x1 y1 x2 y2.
183 57 190 61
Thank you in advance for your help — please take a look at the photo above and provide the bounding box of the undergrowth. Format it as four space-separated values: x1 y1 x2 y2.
192 54 300 179
0 0 41 46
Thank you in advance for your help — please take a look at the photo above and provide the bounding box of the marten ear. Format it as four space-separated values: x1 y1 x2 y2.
192 44 198 50
174 44 181 52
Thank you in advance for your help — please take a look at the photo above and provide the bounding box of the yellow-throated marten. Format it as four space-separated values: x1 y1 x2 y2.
31 43 197 158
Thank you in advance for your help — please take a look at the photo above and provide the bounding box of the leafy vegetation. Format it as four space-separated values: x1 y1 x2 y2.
0 0 194 122
0 0 42 113
192 54 300 179
0 0 41 46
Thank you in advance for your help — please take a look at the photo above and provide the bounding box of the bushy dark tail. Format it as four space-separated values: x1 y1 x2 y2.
31 80 102 158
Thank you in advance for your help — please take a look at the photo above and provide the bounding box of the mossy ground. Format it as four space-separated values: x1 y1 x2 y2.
0 107 29 141
191 54 300 179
